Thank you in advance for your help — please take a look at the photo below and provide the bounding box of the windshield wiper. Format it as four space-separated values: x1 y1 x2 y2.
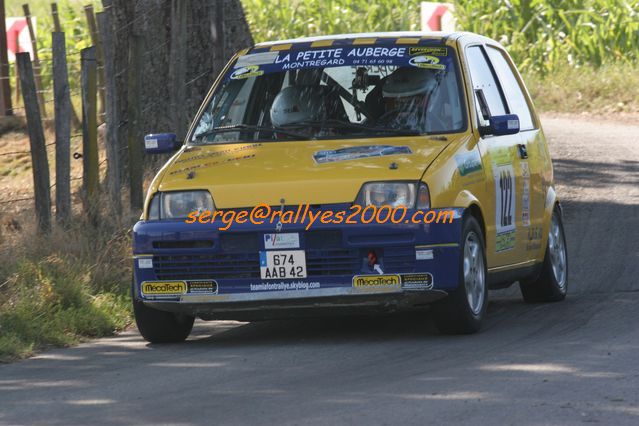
281 119 423 137
194 124 312 142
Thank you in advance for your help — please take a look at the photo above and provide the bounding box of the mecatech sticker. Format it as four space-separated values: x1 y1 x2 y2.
141 281 187 296
353 275 401 287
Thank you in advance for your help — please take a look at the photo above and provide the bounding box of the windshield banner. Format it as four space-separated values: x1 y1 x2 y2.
227 45 451 81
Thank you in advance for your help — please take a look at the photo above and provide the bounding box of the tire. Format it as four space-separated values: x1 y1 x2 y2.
519 207 568 303
433 215 488 334
132 284 194 343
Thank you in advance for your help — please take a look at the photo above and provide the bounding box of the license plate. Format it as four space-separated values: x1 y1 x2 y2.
259 250 307 279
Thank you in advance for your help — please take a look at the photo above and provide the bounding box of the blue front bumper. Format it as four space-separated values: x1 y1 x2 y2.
132 207 463 319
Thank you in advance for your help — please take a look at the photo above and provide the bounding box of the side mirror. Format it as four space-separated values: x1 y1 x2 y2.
144 133 179 154
479 114 520 137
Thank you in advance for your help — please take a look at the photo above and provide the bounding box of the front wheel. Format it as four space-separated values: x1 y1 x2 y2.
133 286 194 343
520 207 568 303
432 215 488 334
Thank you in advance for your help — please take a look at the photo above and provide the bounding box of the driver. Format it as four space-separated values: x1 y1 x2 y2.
379 67 440 131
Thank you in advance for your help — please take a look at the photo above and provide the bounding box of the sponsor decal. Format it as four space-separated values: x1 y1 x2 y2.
408 55 446 70
264 233 300 249
526 226 543 251
455 151 483 176
141 281 187 296
249 281 320 292
495 230 516 252
491 147 512 166
225 44 455 81
234 51 279 67
144 138 158 149
187 280 218 294
174 143 262 164
169 153 257 175
353 274 401 287
415 249 434 260
521 162 531 227
492 148 516 252
409 46 448 56
230 65 264 80
313 145 412 164
400 273 434 290
138 258 153 269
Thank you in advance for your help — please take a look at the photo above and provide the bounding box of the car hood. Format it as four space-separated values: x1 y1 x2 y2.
155 136 456 208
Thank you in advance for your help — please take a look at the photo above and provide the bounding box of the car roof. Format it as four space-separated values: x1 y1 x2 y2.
252 31 487 48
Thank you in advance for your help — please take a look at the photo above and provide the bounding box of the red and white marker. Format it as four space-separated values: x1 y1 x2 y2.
420 2 456 32
5 17 35 61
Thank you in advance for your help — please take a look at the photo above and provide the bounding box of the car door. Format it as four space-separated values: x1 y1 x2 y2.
484 45 547 262
464 44 527 267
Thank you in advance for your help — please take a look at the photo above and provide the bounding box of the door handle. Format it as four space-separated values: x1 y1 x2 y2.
518 144 528 159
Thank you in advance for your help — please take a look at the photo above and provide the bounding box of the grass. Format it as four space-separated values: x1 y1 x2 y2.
523 63 639 114
0 213 132 362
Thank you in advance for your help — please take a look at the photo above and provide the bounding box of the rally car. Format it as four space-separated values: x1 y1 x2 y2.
132 31 568 342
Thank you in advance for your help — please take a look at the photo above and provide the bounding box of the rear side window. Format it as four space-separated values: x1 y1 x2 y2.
485 47 535 130
465 46 506 120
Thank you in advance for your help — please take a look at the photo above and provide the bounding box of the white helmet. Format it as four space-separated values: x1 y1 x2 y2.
270 86 326 127
382 67 439 98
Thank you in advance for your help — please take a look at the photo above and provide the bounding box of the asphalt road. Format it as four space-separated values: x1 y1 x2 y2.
1 115 638 425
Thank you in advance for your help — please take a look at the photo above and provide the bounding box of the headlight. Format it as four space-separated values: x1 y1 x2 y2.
148 191 214 220
355 182 430 209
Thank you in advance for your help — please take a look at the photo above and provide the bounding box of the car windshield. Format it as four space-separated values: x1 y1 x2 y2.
189 42 467 144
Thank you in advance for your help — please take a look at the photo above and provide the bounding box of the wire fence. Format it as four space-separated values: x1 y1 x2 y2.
1 1 234 220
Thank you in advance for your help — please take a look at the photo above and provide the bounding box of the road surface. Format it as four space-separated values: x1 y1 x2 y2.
1 115 638 425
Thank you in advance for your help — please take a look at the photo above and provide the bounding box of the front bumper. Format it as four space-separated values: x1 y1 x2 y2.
132 206 463 320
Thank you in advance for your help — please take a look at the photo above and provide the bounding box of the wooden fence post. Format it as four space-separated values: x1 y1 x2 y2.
17 52 51 234
81 47 99 224
14 37 19 105
50 2 82 129
0 0 13 115
84 4 105 120
127 35 143 213
51 2 61 31
52 32 71 225
96 11 121 215
22 4 47 117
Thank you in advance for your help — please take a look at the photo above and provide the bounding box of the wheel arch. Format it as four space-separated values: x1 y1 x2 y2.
465 203 486 246
454 190 487 246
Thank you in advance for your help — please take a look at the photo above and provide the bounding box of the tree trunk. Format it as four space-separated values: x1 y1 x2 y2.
104 0 253 144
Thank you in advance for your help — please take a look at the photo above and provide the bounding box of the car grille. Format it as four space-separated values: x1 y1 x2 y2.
152 231 415 280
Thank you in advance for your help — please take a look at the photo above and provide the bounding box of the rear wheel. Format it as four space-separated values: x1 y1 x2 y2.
433 215 487 334
520 207 568 302
132 285 194 343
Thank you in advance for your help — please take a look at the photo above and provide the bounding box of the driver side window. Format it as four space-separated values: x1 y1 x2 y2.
465 45 507 125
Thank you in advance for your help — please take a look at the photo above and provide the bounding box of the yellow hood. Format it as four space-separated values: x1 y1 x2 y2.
156 136 455 208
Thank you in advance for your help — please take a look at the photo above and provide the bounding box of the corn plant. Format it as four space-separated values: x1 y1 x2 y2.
241 0 639 73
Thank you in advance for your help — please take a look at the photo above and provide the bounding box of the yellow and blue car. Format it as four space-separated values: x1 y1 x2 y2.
132 31 568 342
